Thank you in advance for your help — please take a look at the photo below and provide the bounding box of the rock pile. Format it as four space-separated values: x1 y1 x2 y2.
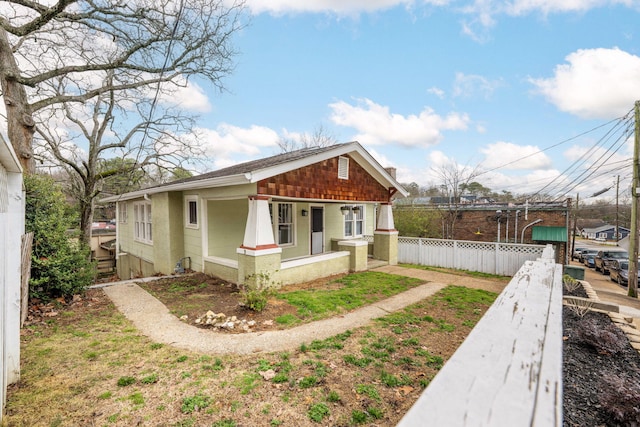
190 311 257 332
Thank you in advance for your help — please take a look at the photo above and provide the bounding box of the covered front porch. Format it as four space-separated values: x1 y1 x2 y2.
202 195 399 288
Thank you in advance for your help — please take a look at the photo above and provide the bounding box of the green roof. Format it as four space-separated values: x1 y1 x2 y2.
532 226 567 242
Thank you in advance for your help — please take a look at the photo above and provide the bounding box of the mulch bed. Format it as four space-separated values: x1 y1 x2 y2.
563 286 640 426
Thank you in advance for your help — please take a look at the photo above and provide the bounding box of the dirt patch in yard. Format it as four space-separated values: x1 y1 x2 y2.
138 273 306 333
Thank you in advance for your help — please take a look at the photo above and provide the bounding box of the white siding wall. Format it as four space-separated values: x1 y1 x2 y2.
0 147 24 422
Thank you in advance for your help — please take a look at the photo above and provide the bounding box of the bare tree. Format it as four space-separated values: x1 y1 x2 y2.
432 161 481 238
277 124 338 153
34 76 203 243
0 0 247 172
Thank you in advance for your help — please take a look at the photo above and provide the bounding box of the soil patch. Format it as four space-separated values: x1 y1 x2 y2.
137 272 418 333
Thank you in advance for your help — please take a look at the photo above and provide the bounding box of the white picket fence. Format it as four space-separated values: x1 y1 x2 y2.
396 237 546 276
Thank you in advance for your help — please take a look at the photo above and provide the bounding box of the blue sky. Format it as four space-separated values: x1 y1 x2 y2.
181 0 640 201
18 0 640 202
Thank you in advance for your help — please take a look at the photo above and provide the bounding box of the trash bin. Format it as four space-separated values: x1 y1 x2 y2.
564 265 585 280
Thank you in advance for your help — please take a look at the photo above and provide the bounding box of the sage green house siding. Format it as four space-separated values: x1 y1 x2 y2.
104 142 407 285
119 197 154 264
207 199 247 259
152 192 184 274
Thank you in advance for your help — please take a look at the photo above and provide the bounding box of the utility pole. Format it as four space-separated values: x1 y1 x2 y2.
616 175 620 243
629 101 640 298
572 194 579 258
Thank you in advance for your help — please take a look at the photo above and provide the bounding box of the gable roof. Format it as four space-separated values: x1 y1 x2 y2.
581 224 629 234
102 141 408 202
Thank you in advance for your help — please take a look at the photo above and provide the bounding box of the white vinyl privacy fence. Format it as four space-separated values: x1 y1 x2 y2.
397 237 546 276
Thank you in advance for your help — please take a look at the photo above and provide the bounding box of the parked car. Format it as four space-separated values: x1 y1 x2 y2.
578 249 598 264
609 260 640 286
572 247 589 261
594 250 629 274
582 253 596 268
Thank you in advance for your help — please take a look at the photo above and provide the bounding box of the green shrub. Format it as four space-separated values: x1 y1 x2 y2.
239 289 269 312
25 174 95 300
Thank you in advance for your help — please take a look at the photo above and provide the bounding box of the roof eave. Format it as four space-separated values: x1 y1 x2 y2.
100 174 250 203
0 134 22 174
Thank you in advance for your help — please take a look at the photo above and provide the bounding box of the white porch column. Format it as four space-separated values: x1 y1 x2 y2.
374 203 399 265
376 203 396 232
240 195 278 251
237 195 282 287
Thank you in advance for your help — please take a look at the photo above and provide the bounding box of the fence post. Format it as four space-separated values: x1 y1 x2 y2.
453 240 459 270
20 232 33 327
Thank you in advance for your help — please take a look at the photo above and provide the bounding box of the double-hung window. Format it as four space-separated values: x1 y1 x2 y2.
119 202 128 223
344 205 364 238
270 202 294 246
185 196 198 229
133 201 152 243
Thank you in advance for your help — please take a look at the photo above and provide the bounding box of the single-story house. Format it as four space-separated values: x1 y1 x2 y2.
581 224 630 241
102 142 408 287
0 135 23 420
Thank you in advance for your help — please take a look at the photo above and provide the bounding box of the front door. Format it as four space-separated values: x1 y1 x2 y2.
311 207 324 255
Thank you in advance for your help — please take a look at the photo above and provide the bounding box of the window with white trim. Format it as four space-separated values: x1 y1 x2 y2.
119 202 128 223
344 205 364 237
185 196 198 229
338 156 349 179
270 202 295 246
133 201 152 243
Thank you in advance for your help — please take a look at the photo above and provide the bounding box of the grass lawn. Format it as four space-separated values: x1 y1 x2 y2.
7 273 498 426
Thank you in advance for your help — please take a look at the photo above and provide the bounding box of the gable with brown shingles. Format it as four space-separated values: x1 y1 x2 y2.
257 155 390 202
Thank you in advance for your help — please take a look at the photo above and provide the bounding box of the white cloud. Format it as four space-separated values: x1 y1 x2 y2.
245 0 444 16
530 48 640 119
191 123 280 165
505 0 635 16
246 0 635 17
329 98 470 147
453 72 503 99
479 141 552 170
427 87 445 99
157 79 212 113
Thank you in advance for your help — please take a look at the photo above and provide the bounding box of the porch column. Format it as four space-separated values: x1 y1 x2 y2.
374 203 399 265
236 195 282 288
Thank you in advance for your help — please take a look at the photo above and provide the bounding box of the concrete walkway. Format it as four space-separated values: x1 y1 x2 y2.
102 264 640 355
101 267 506 355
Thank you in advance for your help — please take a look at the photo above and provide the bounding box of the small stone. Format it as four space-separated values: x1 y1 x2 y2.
217 313 226 319
223 322 235 329
195 318 202 324
230 316 237 322
179 315 188 321
262 320 274 326
259 369 276 380
242 325 250 332
206 310 215 318
247 320 256 327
